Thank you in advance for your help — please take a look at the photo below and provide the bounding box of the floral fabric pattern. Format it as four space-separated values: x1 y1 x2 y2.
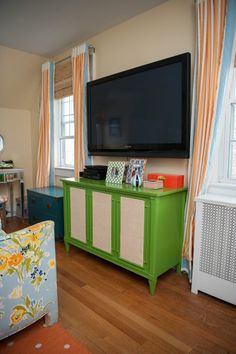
0 221 58 340
0 228 8 241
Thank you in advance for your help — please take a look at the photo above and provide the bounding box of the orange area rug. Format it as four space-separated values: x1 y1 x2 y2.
0 319 90 354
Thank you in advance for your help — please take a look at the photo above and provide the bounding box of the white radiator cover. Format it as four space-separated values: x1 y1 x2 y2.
192 194 236 305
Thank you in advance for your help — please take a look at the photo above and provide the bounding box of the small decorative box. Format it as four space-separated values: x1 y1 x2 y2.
143 180 163 189
147 173 184 189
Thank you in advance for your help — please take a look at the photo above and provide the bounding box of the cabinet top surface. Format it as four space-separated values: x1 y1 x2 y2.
62 178 186 197
27 186 63 198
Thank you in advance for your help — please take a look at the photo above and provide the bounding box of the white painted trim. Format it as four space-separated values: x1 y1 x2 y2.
192 197 236 305
206 182 236 198
54 167 74 178
54 99 60 168
196 192 236 207
191 201 203 294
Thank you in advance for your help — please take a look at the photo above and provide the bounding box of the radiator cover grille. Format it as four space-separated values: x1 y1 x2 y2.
200 202 236 283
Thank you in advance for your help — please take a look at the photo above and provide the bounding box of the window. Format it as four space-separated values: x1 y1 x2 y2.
55 95 74 168
220 66 236 183
227 68 236 179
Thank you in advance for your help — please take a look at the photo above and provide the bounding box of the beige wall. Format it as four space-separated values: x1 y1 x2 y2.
0 108 33 212
54 0 195 185
0 45 47 188
90 0 195 79
89 0 195 184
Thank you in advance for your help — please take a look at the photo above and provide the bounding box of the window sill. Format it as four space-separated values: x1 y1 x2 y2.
55 167 74 178
207 182 236 198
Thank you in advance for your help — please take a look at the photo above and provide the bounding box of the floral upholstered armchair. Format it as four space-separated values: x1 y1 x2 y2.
0 221 58 340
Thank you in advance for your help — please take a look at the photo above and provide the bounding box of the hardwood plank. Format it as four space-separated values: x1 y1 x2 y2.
123 288 236 351
56 244 236 353
59 287 142 354
5 219 236 354
58 275 146 345
84 285 191 353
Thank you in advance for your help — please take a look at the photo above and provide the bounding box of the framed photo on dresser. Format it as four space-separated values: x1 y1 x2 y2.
126 159 147 184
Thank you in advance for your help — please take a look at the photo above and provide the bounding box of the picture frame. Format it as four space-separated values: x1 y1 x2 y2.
106 161 126 184
126 159 147 184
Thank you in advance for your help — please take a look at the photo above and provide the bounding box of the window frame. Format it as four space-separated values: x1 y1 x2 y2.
54 95 75 170
219 67 236 184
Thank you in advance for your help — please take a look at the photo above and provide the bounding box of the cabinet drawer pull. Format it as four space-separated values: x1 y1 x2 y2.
46 203 52 209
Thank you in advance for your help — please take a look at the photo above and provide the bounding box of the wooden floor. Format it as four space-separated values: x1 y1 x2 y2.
5 218 236 354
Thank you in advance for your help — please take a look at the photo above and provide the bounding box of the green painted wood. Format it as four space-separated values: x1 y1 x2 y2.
64 234 151 278
86 189 92 247
63 178 186 198
148 278 157 296
62 178 187 295
112 194 119 256
63 183 71 253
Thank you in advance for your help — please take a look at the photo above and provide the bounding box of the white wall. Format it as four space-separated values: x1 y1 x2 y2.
0 108 33 212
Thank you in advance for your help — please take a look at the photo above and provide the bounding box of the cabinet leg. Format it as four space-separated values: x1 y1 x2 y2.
64 242 70 254
148 278 157 296
176 263 181 274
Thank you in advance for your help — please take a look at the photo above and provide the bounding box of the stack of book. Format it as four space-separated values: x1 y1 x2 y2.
143 180 163 190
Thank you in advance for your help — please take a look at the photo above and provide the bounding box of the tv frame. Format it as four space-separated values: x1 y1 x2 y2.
87 52 191 158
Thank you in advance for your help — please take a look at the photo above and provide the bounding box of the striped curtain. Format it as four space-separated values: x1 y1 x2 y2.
36 62 54 187
72 44 92 179
181 0 228 277
203 0 236 189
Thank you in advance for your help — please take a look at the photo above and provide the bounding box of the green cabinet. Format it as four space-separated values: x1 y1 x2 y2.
62 178 186 295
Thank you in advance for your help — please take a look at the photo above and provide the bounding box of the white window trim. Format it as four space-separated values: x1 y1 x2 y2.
54 99 60 169
54 97 75 170
218 95 233 183
208 182 236 198
219 68 236 184
59 136 74 168
54 166 74 178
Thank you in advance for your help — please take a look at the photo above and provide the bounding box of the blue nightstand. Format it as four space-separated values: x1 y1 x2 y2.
27 186 64 241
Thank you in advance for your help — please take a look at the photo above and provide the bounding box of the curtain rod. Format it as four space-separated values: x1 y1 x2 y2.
55 45 95 65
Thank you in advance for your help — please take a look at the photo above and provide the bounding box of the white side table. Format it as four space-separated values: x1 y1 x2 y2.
0 169 24 217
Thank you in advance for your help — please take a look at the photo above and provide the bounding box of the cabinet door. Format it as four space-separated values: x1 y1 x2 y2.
119 196 145 267
92 191 112 254
70 187 86 243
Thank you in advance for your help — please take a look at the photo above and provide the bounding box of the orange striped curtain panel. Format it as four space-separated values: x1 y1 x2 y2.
72 44 93 178
181 0 227 277
36 63 52 188
72 45 86 178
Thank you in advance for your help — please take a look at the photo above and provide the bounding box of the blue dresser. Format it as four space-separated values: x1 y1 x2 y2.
27 187 64 241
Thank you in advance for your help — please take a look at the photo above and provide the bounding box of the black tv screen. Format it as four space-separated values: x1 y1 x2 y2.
87 52 190 158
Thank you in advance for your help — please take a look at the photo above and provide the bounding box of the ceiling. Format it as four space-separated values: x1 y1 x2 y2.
0 0 167 58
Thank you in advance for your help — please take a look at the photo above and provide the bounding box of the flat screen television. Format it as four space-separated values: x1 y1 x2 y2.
87 52 191 158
